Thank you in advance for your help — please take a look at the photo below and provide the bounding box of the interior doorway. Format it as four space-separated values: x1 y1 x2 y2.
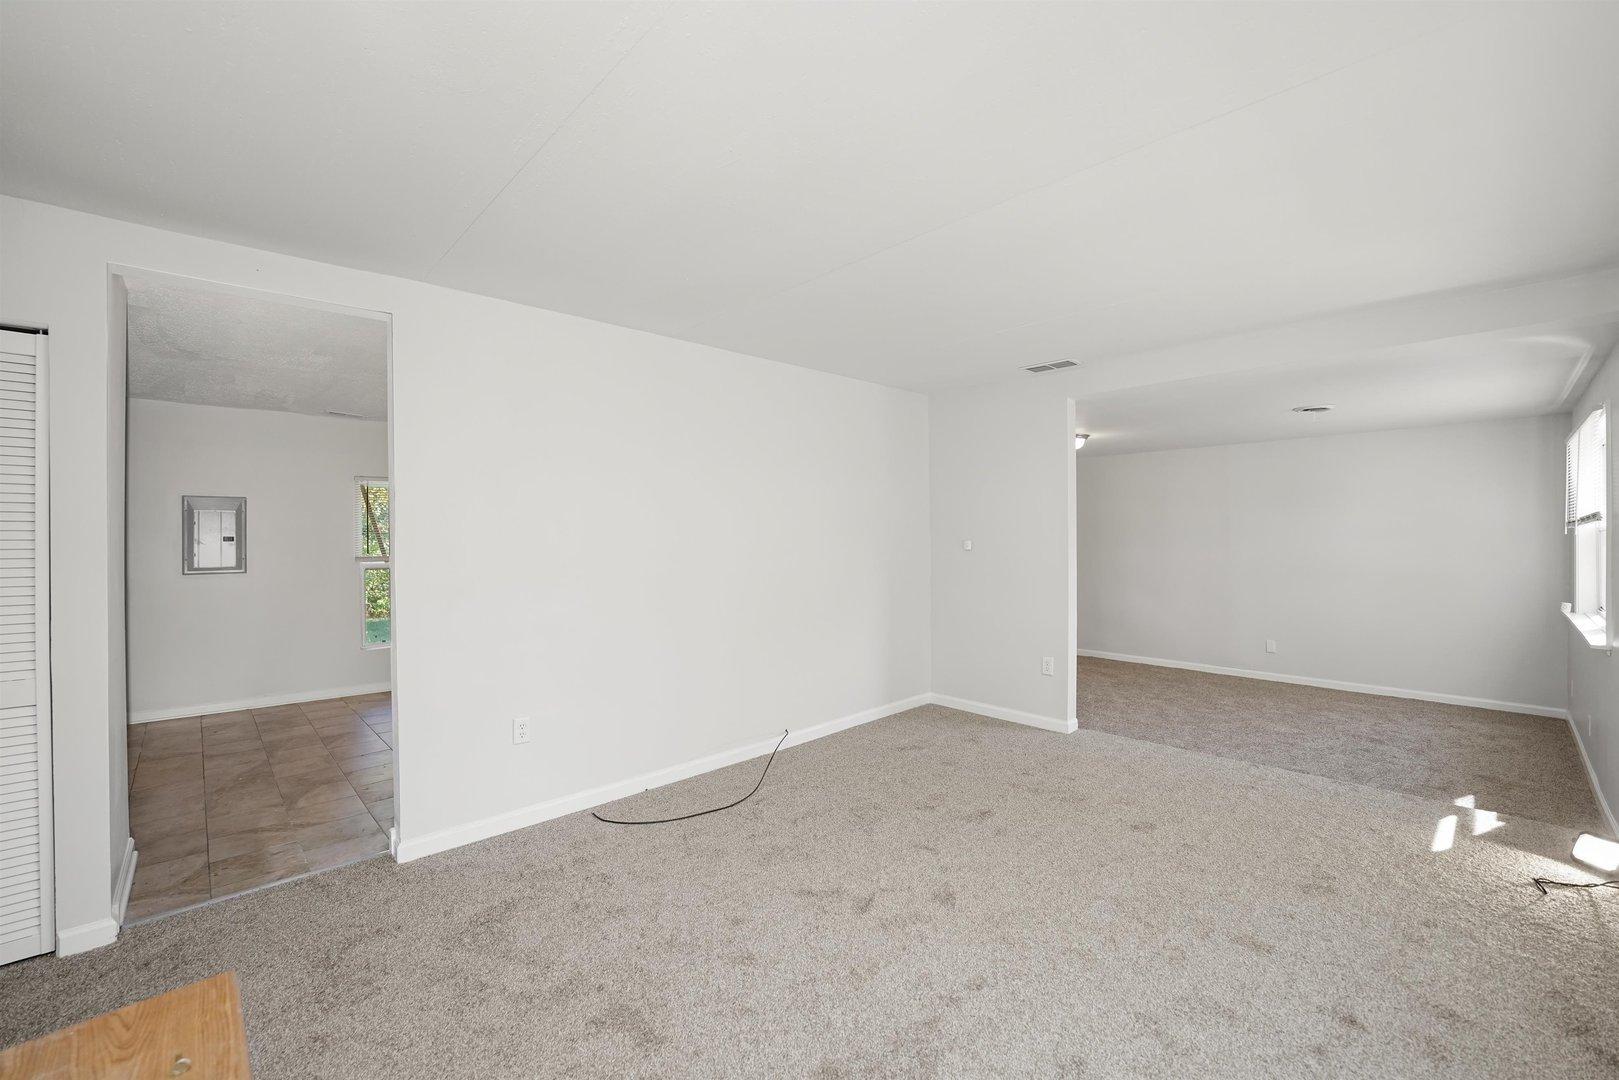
116 272 396 922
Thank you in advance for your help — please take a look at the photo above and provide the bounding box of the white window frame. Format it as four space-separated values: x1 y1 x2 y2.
360 565 391 652
355 477 391 650
1563 404 1610 651
355 476 390 565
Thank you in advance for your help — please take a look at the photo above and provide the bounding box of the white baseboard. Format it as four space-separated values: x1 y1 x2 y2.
57 917 119 957
58 838 138 956
396 693 932 864
927 693 1078 734
113 837 137 924
1566 712 1619 838
1077 649 1569 720
130 681 391 724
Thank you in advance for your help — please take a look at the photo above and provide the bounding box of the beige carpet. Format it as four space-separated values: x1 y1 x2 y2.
2 701 1616 1076
1078 656 1611 837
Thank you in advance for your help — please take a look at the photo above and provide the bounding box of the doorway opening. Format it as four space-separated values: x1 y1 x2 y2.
117 271 396 922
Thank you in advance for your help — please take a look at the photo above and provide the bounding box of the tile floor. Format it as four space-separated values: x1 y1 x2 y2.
124 691 394 922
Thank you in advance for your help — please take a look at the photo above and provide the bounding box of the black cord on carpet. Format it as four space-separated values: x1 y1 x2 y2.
591 730 789 826
1531 877 1619 896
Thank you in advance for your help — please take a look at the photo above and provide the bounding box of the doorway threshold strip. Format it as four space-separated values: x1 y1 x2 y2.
122 851 392 929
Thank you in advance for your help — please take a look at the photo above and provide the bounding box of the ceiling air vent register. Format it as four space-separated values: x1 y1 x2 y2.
1024 360 1078 374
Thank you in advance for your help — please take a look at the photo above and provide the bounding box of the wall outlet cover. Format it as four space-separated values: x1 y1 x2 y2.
1041 656 1056 676
512 716 532 745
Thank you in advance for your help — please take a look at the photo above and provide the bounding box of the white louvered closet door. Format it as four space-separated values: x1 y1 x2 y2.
0 329 51 966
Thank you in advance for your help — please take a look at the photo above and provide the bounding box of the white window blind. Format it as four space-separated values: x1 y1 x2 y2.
1566 432 1579 533
1566 406 1609 641
354 477 389 563
1566 407 1606 532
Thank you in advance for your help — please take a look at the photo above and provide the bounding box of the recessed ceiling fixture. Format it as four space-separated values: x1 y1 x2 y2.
326 409 368 419
1074 433 1090 450
1291 404 1336 414
1024 359 1078 374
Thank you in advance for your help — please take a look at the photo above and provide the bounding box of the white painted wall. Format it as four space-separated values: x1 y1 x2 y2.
1076 416 1571 714
1568 344 1619 830
930 385 1076 729
106 272 129 915
0 197 931 946
127 399 390 720
12 224 130 950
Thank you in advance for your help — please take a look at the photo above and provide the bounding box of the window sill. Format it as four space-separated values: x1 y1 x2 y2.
1562 603 1610 650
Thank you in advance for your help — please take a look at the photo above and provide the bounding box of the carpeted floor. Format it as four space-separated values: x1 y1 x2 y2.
1078 656 1611 836
1 696 1616 1076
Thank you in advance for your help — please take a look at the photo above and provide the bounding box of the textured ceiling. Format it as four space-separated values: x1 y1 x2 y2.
126 279 388 419
4 2 1619 401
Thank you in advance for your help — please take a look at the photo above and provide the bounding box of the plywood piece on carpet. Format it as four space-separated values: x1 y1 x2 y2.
0 971 249 1078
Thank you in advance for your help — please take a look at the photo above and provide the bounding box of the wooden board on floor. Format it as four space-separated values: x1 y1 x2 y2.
0 971 250 1078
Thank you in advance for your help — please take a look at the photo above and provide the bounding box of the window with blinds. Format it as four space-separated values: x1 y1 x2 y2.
354 478 391 650
1565 406 1608 646
355 477 389 563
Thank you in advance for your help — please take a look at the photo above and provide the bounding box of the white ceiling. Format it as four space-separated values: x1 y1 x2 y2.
126 278 388 420
5 2 1619 446
1074 317 1619 456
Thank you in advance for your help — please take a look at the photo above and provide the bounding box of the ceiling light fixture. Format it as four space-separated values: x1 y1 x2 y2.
1074 433 1090 450
1291 404 1336 414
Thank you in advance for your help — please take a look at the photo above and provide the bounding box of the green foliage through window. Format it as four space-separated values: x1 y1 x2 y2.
356 479 391 647
359 482 390 560
364 567 391 646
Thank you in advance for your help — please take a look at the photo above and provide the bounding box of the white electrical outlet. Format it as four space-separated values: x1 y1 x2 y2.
962 539 973 551
1265 639 1277 654
1041 656 1055 676
512 716 532 745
